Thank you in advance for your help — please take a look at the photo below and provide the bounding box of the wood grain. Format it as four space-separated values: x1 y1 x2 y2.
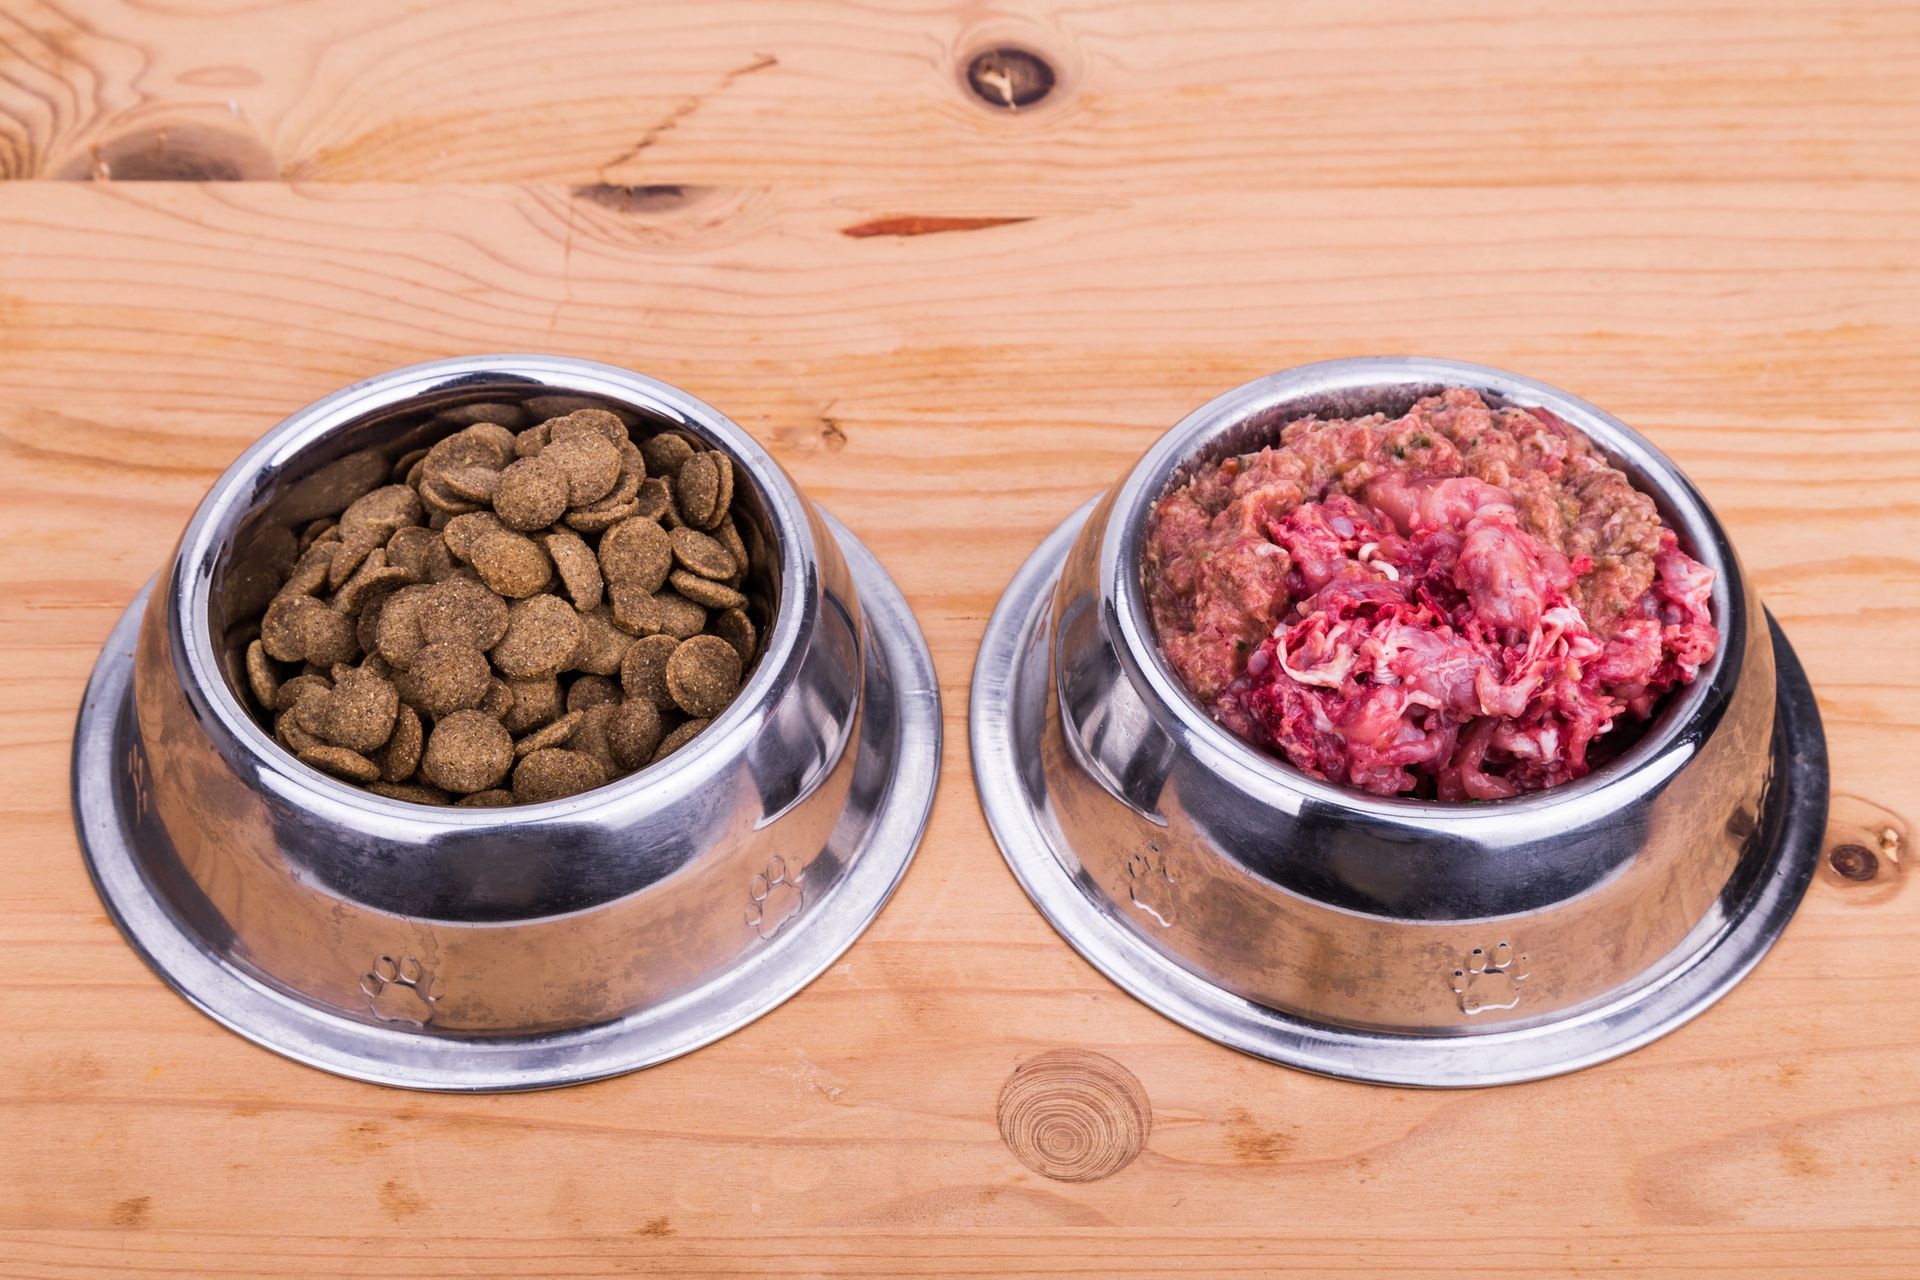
2 2 1918 1276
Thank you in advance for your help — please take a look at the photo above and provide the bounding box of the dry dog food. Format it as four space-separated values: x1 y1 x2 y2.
1144 388 1720 800
233 403 764 805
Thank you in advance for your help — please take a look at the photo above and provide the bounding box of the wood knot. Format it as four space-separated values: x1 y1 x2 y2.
55 122 275 181
1822 794 1905 897
996 1049 1150 1182
965 47 1056 110
1828 843 1878 881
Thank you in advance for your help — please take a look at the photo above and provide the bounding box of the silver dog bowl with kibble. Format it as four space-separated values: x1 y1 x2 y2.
72 355 940 1091
970 357 1829 1087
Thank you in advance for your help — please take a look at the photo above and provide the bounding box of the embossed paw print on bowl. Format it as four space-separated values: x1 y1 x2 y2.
1124 847 1176 927
72 356 942 1091
1447 944 1529 1015
361 955 442 1025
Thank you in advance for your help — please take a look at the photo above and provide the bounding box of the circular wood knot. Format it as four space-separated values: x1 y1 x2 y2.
996 1049 1150 1182
965 47 1056 110
1829 842 1879 881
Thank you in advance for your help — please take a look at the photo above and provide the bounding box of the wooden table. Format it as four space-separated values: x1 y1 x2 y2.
4 3 1916 1275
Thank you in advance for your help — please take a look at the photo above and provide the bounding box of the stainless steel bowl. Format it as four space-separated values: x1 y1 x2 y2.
971 357 1827 1086
72 355 940 1091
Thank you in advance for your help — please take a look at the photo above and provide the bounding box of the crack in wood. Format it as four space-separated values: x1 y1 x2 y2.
599 53 777 175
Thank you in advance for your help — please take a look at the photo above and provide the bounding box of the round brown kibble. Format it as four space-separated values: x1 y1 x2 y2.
491 595 582 679
640 432 694 478
651 717 711 763
367 781 451 805
543 528 603 610
493 456 570 530
500 675 563 733
619 633 681 709
569 702 619 775
713 608 757 664
245 639 280 709
570 606 633 675
471 529 552 598
675 452 721 528
598 517 672 591
395 642 492 717
273 672 330 714
262 594 358 666
567 673 621 712
511 748 608 803
513 423 549 459
633 477 674 522
339 484 423 542
665 635 742 717
480 677 515 719
316 668 400 754
542 431 622 507
385 526 437 580
514 710 583 757
298 743 381 784
419 577 510 650
442 510 505 562
380 703 424 782
653 591 708 639
333 561 413 617
374 583 435 668
607 699 664 770
548 408 627 446
420 710 514 794
667 526 737 580
667 568 746 610
455 789 515 807
608 582 663 635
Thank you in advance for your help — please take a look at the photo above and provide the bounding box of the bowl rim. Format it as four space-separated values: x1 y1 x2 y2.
1097 355 1742 820
171 353 816 822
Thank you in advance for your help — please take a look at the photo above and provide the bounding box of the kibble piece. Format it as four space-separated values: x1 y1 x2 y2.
668 526 737 580
245 639 280 709
543 529 603 610
633 477 674 522
420 710 514 794
277 713 324 754
713 608 757 664
511 748 607 803
395 642 492 717
607 698 664 770
442 511 506 562
714 518 750 587
471 529 552 598
418 577 510 650
298 743 382 784
500 675 562 733
374 584 435 668
568 702 619 775
640 432 695 478
380 703 424 783
385 526 437 580
273 672 330 714
423 533 462 582
299 517 338 551
283 540 338 597
598 517 672 591
491 595 581 679
653 591 708 640
542 431 622 507
418 475 483 516
675 452 721 528
570 606 633 675
261 594 358 666
607 582 663 635
513 422 549 459
312 667 401 753
514 711 583 757
355 595 388 655
665 634 743 717
440 464 501 503
567 673 621 712
668 568 747 610
493 456 570 530
547 408 628 446
619 634 681 709
651 717 711 763
326 534 378 590
436 402 527 430
367 781 451 805
334 555 413 617
480 677 515 719
339 484 424 544
455 789 515 808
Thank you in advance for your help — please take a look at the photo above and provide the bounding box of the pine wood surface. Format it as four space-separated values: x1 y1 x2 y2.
1 2 1917 1276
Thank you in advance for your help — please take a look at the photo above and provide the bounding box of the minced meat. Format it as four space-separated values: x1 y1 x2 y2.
1142 387 1719 800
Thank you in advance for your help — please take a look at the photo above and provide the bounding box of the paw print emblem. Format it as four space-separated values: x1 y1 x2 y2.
1447 943 1529 1015
747 856 804 941
1126 846 1177 928
126 740 152 822
360 955 442 1025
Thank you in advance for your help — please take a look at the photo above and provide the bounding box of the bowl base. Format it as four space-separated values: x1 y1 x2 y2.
74 511 940 1092
970 499 1829 1088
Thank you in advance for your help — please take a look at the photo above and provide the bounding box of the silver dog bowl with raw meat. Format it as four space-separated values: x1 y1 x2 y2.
72 355 940 1091
970 357 1828 1086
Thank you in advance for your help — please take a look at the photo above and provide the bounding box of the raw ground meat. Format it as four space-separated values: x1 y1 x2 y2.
1142 388 1719 800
